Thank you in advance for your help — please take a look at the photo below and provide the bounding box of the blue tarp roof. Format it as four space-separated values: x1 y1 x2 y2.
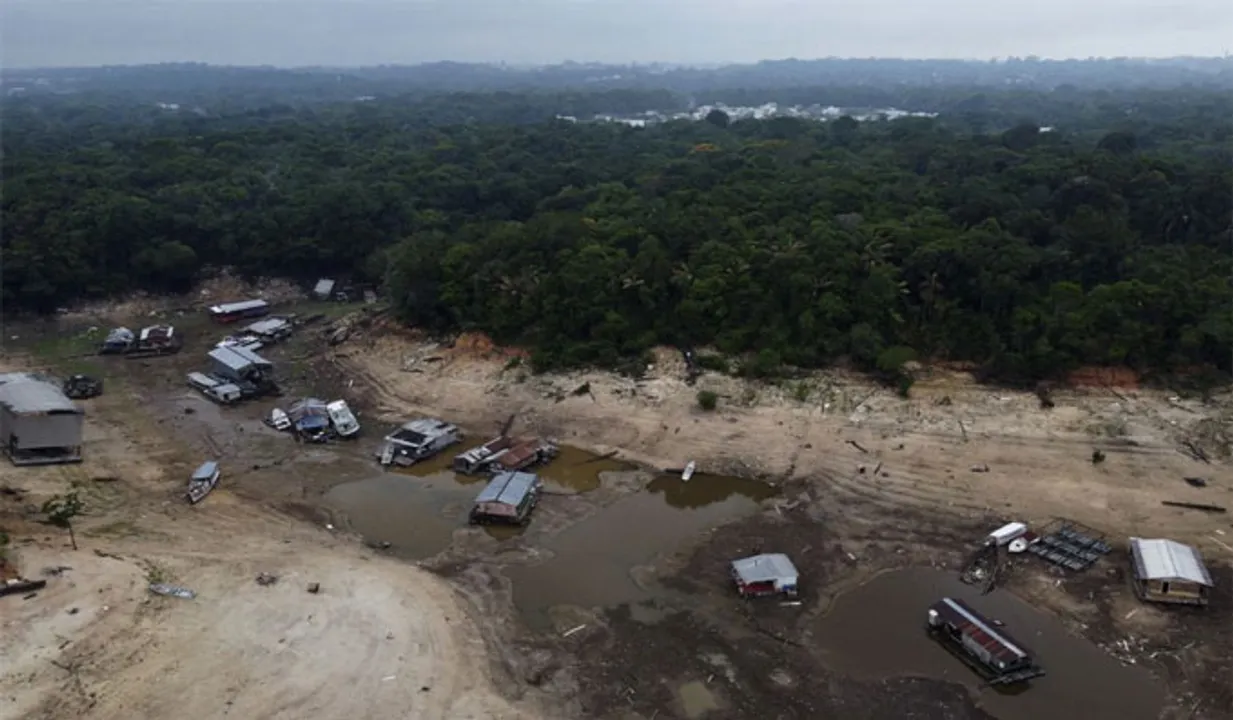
474 471 539 506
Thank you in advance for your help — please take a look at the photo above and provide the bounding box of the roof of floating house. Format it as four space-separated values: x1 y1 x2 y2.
731 553 798 585
105 327 135 345
1129 538 1214 586
244 318 291 336
209 299 269 315
287 397 328 422
0 374 81 415
474 471 539 507
930 597 1031 665
208 345 272 371
389 418 456 444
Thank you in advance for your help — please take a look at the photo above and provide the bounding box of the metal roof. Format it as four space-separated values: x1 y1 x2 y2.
210 299 269 314
187 372 219 387
474 471 539 506
192 461 219 480
932 597 1030 663
731 553 798 584
208 345 271 371
105 327 135 344
244 318 290 335
1129 538 1214 586
208 347 251 371
314 278 336 295
287 397 327 421
0 375 81 415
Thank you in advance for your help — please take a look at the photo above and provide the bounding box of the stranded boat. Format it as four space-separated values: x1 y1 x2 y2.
681 461 697 482
186 461 221 505
926 597 1046 685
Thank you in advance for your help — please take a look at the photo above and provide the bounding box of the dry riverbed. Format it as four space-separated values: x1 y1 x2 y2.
2 292 1231 720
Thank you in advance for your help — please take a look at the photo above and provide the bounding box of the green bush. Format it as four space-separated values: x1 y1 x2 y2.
696 390 719 411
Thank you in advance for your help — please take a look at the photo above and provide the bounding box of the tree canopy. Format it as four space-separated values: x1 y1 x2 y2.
2 86 1229 383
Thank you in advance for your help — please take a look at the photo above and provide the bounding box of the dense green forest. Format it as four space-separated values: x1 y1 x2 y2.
2 87 1230 382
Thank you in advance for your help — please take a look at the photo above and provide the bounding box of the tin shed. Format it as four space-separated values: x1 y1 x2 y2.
0 373 84 465
1129 537 1214 606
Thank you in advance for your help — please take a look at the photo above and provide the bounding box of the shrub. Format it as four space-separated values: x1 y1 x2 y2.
696 390 719 411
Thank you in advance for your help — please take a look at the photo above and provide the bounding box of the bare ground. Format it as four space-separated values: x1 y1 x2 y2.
340 328 1233 545
0 359 545 720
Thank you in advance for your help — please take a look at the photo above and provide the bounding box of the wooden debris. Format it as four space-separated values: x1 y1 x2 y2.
1162 501 1226 514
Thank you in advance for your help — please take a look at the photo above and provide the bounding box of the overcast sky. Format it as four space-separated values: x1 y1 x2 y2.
3 0 1231 68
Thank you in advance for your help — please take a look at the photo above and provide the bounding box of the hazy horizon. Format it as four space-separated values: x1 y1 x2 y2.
3 0 1230 69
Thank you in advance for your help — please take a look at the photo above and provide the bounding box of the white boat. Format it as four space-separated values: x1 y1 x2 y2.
266 408 291 431
187 461 220 504
681 461 697 482
326 400 360 437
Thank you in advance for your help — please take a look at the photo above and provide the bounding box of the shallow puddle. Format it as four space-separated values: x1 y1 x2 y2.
813 567 1165 720
677 680 720 718
324 472 474 559
509 473 776 631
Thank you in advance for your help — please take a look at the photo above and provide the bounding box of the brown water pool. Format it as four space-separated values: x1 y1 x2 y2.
813 567 1165 720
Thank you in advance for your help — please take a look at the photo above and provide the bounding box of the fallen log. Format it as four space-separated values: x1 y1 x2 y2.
1 579 48 598
1161 501 1227 514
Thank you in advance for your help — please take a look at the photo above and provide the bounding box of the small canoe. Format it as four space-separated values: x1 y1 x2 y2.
682 461 697 482
187 461 220 504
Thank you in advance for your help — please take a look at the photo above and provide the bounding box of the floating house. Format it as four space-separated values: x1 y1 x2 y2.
730 553 799 598
378 418 461 466
0 373 84 465
242 317 293 343
208 345 273 384
926 597 1045 685
1129 537 1214 607
469 471 542 525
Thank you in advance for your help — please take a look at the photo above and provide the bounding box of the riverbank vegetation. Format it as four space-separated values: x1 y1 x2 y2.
3 88 1229 382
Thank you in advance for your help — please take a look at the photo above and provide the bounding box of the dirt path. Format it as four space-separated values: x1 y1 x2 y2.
338 333 1233 548
0 360 542 720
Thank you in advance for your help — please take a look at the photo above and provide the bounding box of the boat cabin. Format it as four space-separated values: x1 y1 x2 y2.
926 597 1045 685
453 435 515 474
489 438 558 473
470 471 541 525
731 553 799 598
187 461 221 504
379 418 461 465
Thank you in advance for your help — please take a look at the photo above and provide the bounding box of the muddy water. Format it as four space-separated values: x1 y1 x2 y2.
324 472 475 559
324 445 633 556
509 472 777 631
814 567 1165 720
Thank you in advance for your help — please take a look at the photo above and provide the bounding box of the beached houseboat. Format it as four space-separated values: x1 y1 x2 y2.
926 597 1045 685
